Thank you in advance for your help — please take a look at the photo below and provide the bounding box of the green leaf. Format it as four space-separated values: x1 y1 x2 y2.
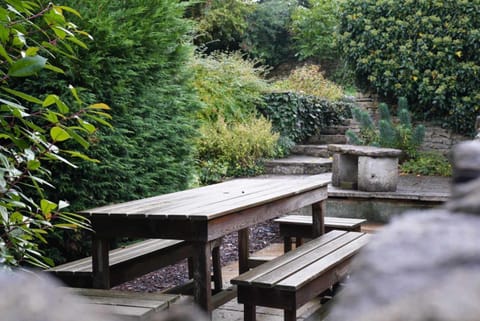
55 99 69 114
54 5 82 18
64 127 89 149
42 94 59 107
25 47 40 57
8 55 47 77
2 87 43 104
27 159 41 171
40 199 57 216
44 64 65 74
64 150 99 163
50 126 71 142
85 114 113 128
88 103 110 110
69 85 82 104
0 44 12 64
66 36 88 49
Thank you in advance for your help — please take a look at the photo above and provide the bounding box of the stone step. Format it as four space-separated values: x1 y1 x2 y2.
306 134 347 145
291 145 330 157
264 156 332 175
320 125 351 135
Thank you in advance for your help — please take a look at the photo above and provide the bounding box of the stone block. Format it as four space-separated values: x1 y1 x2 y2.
358 156 398 192
332 153 358 189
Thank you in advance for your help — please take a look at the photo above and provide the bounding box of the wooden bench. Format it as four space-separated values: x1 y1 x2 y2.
231 230 370 321
68 288 181 320
275 215 367 252
45 238 223 291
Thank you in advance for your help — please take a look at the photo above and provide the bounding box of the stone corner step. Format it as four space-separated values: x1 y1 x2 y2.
264 156 332 175
306 134 347 145
291 145 329 157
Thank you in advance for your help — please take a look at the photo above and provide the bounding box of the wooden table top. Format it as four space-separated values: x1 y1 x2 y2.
82 174 331 221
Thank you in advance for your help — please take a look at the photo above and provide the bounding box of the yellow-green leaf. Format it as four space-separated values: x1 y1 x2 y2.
50 126 70 142
40 199 57 216
88 103 110 110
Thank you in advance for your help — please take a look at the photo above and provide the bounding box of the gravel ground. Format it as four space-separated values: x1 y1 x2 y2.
113 220 281 292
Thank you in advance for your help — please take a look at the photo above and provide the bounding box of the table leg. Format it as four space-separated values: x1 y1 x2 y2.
312 201 325 238
92 236 110 289
192 241 213 318
238 228 249 274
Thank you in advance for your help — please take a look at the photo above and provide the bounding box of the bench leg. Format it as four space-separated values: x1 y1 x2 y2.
239 228 249 273
212 243 223 293
284 309 296 321
295 237 304 249
92 237 110 289
192 241 213 319
283 236 292 253
187 257 194 280
244 304 256 321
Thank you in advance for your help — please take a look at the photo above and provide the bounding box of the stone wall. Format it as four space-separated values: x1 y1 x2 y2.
354 94 471 155
420 124 470 155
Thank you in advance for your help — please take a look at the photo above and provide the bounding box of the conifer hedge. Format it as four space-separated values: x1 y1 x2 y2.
47 0 200 210
340 0 480 135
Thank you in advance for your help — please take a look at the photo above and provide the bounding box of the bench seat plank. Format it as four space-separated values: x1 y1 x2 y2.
232 230 347 285
45 239 194 288
72 288 180 321
251 232 363 288
277 235 369 290
275 215 365 230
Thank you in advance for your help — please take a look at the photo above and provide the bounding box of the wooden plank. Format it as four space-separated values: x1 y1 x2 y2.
275 215 366 228
207 188 328 241
231 230 346 285
82 178 285 216
82 175 330 220
251 233 363 287
48 239 185 273
70 288 179 302
277 234 370 290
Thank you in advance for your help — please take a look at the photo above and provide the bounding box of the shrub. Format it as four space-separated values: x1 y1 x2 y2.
241 0 296 66
401 152 452 177
195 117 279 184
339 0 480 135
290 0 342 61
259 92 353 143
192 0 254 53
273 64 344 100
0 1 110 268
346 98 425 159
42 0 200 210
192 51 269 123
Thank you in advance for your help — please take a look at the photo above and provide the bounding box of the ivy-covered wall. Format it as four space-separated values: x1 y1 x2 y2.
340 0 480 135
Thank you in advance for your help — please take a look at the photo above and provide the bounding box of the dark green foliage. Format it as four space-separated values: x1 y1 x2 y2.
45 0 200 211
401 152 452 176
241 0 296 66
192 0 254 53
339 0 480 135
346 98 425 159
258 92 353 143
290 0 341 61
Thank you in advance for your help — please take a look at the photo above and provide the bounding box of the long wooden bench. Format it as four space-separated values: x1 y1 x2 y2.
45 238 223 290
231 230 370 321
275 215 366 252
68 288 181 320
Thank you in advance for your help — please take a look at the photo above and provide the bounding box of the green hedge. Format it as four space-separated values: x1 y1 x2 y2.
258 92 353 143
340 0 480 135
43 0 200 211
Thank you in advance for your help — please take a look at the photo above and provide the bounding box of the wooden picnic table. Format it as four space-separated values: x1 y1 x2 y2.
81 173 331 318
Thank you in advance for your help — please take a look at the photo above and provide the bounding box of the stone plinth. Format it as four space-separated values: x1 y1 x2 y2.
329 144 402 192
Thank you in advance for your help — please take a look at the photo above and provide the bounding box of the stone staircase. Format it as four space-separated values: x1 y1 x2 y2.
263 95 374 175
